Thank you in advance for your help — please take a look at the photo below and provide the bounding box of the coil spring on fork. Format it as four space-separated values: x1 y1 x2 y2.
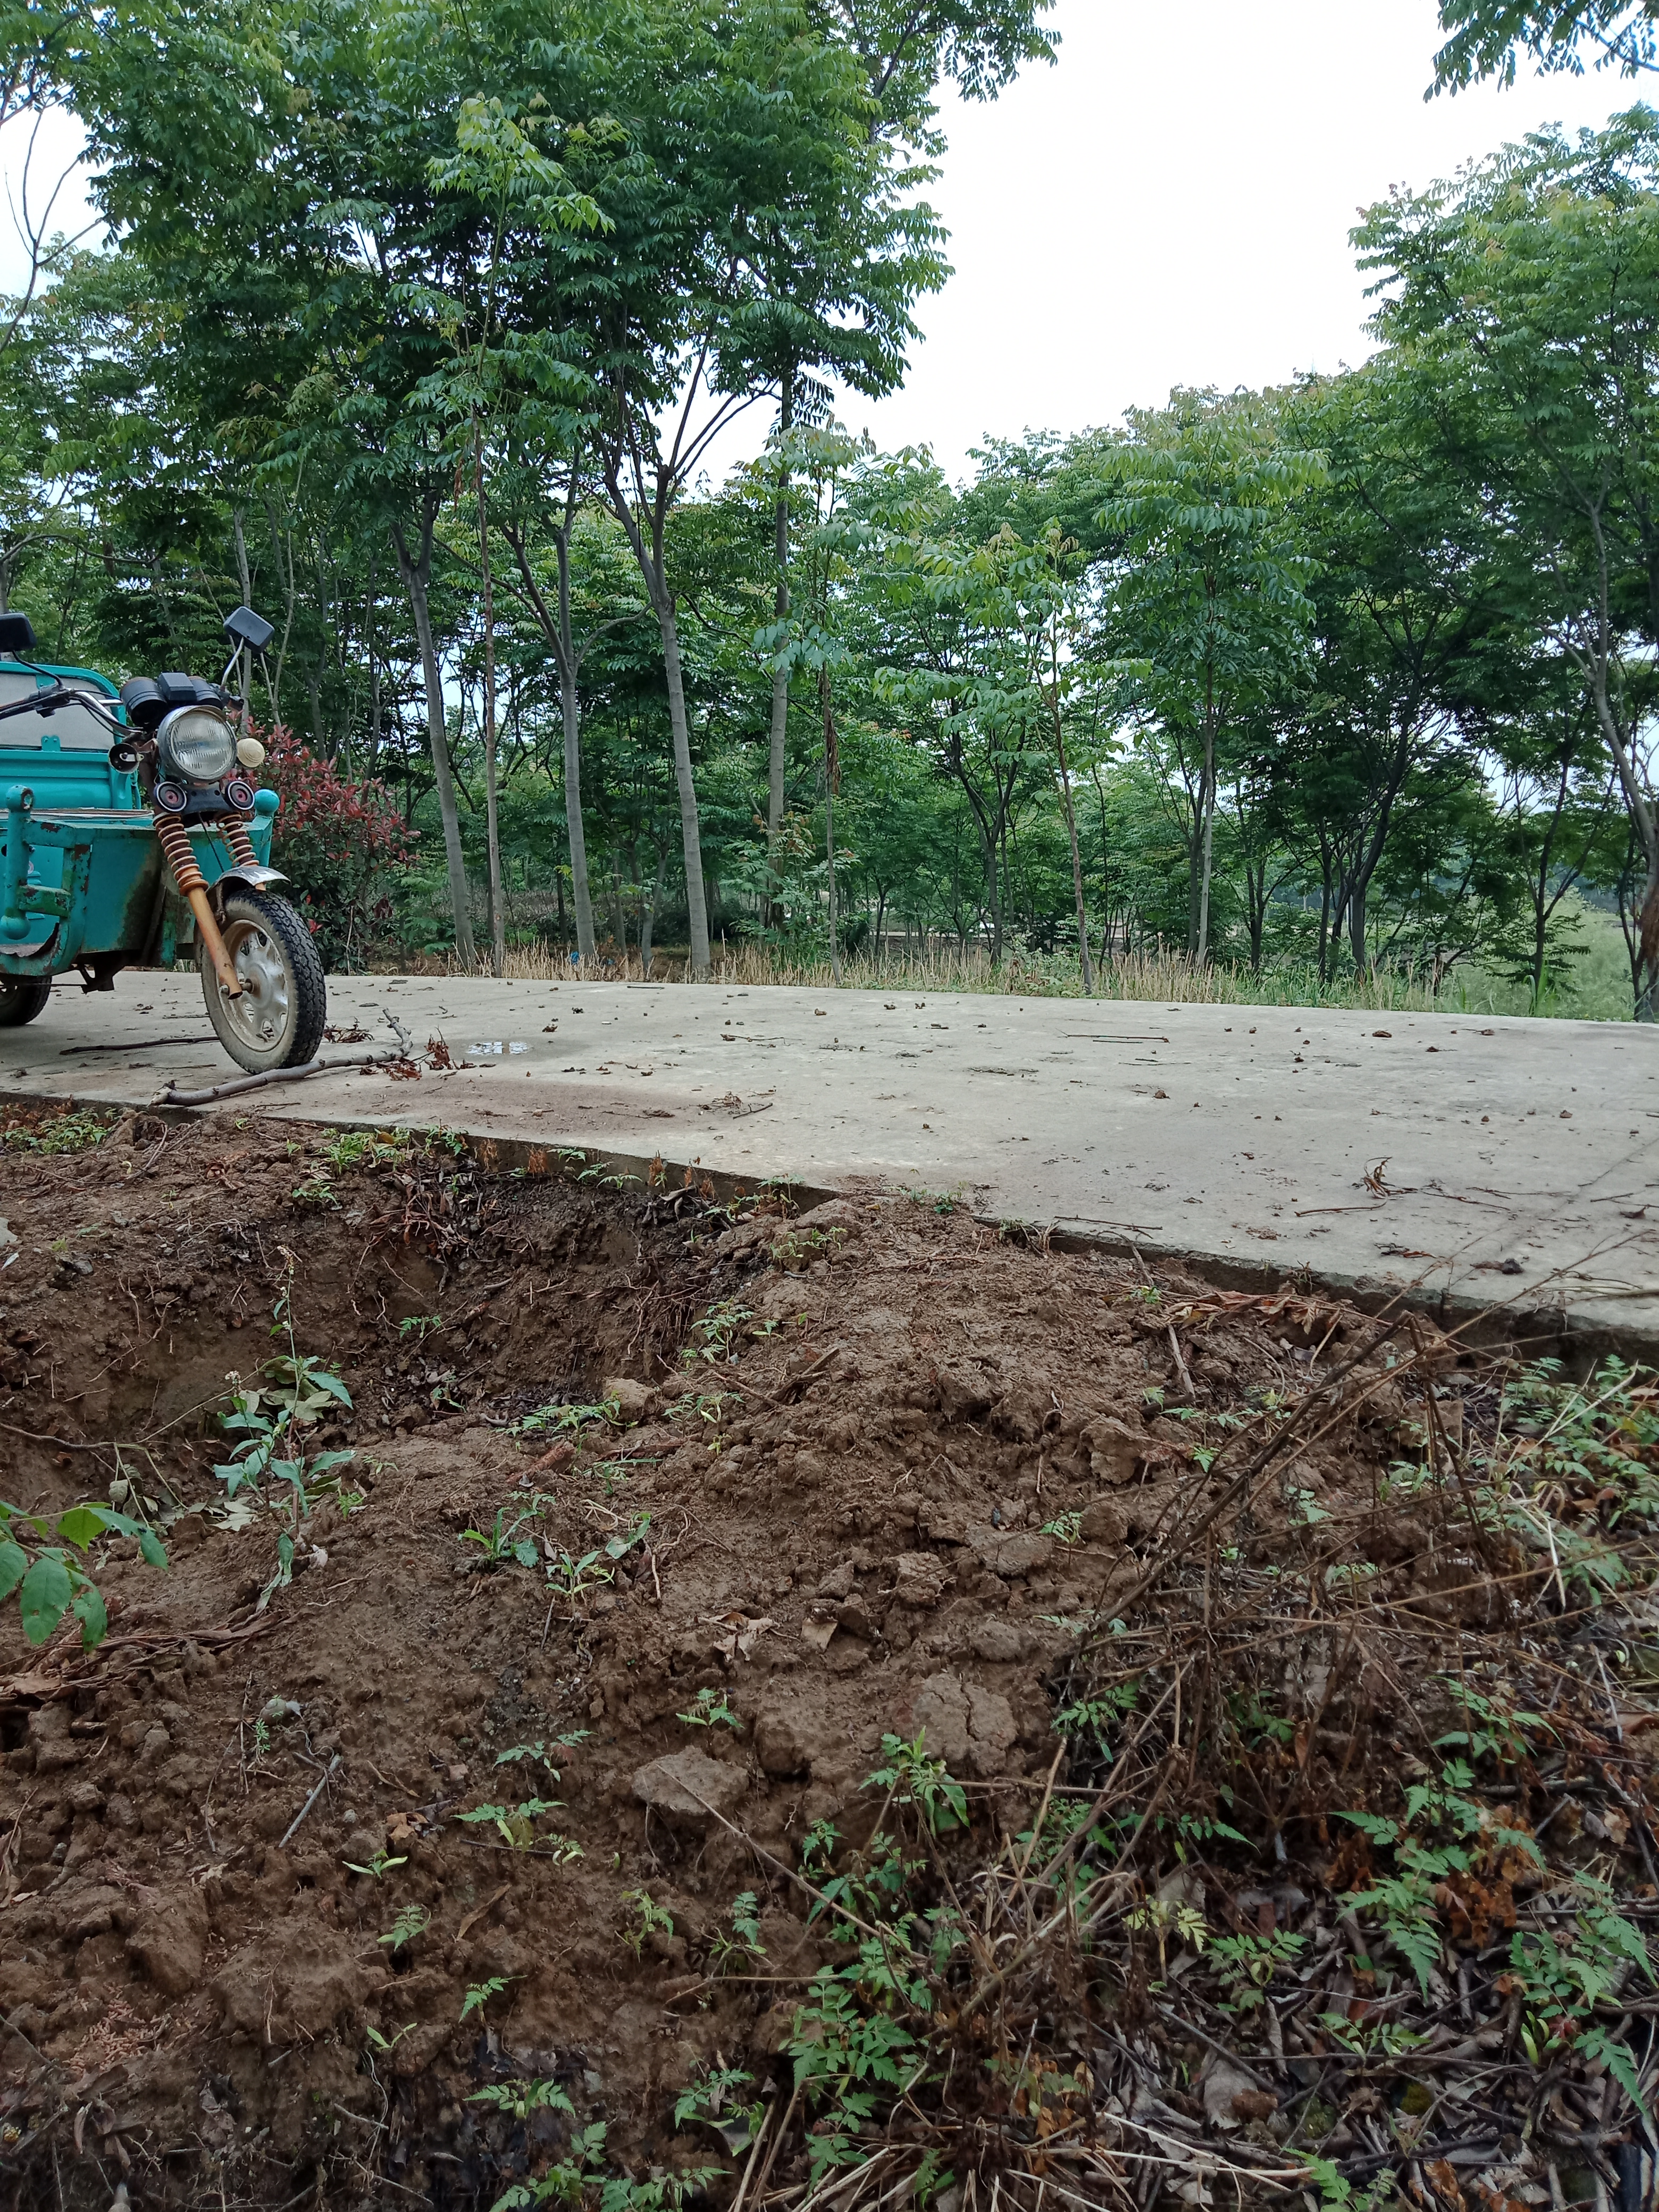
154 813 204 896
224 816 258 869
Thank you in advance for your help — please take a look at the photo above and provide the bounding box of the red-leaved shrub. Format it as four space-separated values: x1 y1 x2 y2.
258 727 416 968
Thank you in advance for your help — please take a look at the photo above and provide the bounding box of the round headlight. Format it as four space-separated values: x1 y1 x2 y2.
157 706 236 786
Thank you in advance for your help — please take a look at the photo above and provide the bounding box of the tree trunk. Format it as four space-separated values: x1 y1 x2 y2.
232 505 253 740
391 514 477 971
602 460 711 974
1587 657 1659 1021
820 666 842 986
505 512 595 965
1052 705 1094 995
655 597 711 973
1195 711 1217 964
640 845 664 975
610 854 627 957
1347 878 1368 973
473 421 506 978
764 379 794 929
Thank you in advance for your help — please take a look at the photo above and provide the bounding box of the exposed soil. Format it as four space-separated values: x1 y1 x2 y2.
0 1101 1655 2212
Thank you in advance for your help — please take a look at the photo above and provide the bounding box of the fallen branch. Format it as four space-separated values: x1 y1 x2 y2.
279 1752 342 1847
153 1049 409 1107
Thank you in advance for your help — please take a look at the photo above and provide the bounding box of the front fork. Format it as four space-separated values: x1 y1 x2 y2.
154 812 259 1000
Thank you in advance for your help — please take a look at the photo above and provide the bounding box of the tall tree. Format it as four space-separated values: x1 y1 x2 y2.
1090 392 1323 961
1356 110 1659 1013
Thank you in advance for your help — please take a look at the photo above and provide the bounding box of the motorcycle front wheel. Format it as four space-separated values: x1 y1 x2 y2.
0 978 52 1027
200 889 326 1074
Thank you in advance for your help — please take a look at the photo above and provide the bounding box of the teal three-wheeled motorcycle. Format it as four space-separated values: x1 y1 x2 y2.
0 605 326 1073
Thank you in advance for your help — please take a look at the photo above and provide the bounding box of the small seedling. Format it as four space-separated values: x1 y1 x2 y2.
1040 1510 1083 1544
378 1904 430 1952
494 1731 588 1778
621 1888 674 1958
862 1731 967 1834
345 1847 408 1881
462 1502 546 1569
675 2063 764 2146
460 1976 510 2022
677 1686 741 1732
398 1313 442 1341
683 1296 753 1367
514 1398 619 1439
365 2021 417 2054
470 2078 575 2123
457 1798 582 1855
546 1547 613 1606
708 1891 767 1975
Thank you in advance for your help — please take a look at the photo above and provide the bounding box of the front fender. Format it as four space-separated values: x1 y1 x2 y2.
213 863 288 903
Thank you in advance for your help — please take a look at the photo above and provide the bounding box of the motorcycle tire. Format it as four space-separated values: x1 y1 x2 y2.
0 978 52 1027
200 889 326 1074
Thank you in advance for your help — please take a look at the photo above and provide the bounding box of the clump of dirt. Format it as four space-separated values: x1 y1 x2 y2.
0 1101 1656 2212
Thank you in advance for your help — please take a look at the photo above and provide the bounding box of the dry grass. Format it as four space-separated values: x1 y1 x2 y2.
426 941 1468 1014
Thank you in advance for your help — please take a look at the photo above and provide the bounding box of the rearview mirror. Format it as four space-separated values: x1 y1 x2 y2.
223 605 275 653
0 613 38 657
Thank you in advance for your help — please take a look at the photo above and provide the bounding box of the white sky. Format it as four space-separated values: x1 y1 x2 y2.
2 2 1637 487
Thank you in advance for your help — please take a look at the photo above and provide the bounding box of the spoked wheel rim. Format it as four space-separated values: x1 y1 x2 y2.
217 915 296 1058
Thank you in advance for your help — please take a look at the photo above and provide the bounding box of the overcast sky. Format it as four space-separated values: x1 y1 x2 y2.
2 1 1636 487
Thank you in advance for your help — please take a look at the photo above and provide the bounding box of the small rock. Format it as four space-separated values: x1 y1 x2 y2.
157 1754 208 1800
105 1792 137 1831
893 1553 951 1608
140 1724 172 1760
631 1747 745 1831
1201 2057 1269 2130
963 1685 1018 1777
755 1712 812 1778
1078 1497 1128 1546
816 1561 857 1600
966 1524 1053 1579
128 1895 208 1997
912 1673 1019 1778
967 1618 1026 1664
64 1780 105 1817
835 1595 876 1641
604 1377 653 1425
1086 1419 1144 1485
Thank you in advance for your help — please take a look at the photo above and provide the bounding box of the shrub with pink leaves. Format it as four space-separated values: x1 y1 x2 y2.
258 728 416 968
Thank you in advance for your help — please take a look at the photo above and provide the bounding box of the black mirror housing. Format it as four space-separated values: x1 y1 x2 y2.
0 613 38 657
223 605 275 653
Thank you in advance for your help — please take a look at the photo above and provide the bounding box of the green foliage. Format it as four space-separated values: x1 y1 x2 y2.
862 1730 967 1833
676 1686 741 1731
514 1400 619 1440
708 1891 767 1975
1 1106 114 1154
673 2063 763 2143
682 1297 754 1367
457 1798 582 1856
463 1499 549 1569
460 1976 511 2022
0 1497 165 1649
378 1904 431 1952
619 1889 674 1959
470 2078 576 2124
1210 1926 1306 2015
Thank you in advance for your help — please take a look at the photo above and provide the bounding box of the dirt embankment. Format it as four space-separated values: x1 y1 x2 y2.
0 1104 1655 2212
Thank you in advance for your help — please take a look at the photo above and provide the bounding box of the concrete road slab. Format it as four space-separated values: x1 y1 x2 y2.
4 969 1656 1350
